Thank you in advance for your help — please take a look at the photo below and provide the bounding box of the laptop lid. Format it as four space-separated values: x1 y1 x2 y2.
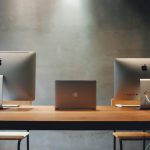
55 80 96 110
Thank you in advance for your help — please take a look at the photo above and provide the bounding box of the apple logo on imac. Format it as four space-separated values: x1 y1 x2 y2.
141 64 148 71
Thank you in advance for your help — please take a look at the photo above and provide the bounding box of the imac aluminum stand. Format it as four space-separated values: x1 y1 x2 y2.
140 79 150 110
0 75 19 109
0 75 4 109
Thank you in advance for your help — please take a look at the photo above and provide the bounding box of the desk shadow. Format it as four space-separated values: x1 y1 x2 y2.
5 108 33 112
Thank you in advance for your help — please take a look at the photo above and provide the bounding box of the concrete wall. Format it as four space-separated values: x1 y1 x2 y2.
0 0 150 149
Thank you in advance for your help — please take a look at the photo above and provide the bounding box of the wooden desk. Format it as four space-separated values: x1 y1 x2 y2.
0 106 150 130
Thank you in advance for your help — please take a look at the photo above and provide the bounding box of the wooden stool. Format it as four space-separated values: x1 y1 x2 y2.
0 131 29 150
0 100 32 150
111 99 149 150
113 132 150 150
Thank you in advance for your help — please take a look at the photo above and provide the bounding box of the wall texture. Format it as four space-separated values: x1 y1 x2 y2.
0 0 150 149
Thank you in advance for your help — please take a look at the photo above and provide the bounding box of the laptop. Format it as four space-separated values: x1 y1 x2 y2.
140 79 150 109
55 80 96 110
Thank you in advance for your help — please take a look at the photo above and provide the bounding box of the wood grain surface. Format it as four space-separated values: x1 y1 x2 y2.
0 105 149 122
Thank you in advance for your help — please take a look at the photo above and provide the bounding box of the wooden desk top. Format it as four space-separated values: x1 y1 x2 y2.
0 105 150 121
0 106 150 130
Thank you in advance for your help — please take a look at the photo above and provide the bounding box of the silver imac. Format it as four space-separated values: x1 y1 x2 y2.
0 51 36 108
114 58 150 100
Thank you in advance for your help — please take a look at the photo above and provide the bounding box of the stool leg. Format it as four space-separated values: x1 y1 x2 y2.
17 140 21 150
119 140 123 150
113 130 116 150
27 130 29 150
114 136 116 150
143 139 146 150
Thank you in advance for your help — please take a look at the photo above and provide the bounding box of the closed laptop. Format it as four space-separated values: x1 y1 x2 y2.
55 80 96 110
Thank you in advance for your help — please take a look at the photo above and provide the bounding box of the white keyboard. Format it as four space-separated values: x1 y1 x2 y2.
115 104 140 108
2 104 19 107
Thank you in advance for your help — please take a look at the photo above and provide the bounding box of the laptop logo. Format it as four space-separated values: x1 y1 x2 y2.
141 64 148 71
72 92 78 98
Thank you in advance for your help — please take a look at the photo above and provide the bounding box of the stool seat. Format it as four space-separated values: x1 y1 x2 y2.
0 132 29 140
113 132 150 140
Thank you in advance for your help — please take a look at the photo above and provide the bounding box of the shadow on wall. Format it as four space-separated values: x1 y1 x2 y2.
127 0 150 57
127 0 150 15
87 0 150 30
86 0 150 58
